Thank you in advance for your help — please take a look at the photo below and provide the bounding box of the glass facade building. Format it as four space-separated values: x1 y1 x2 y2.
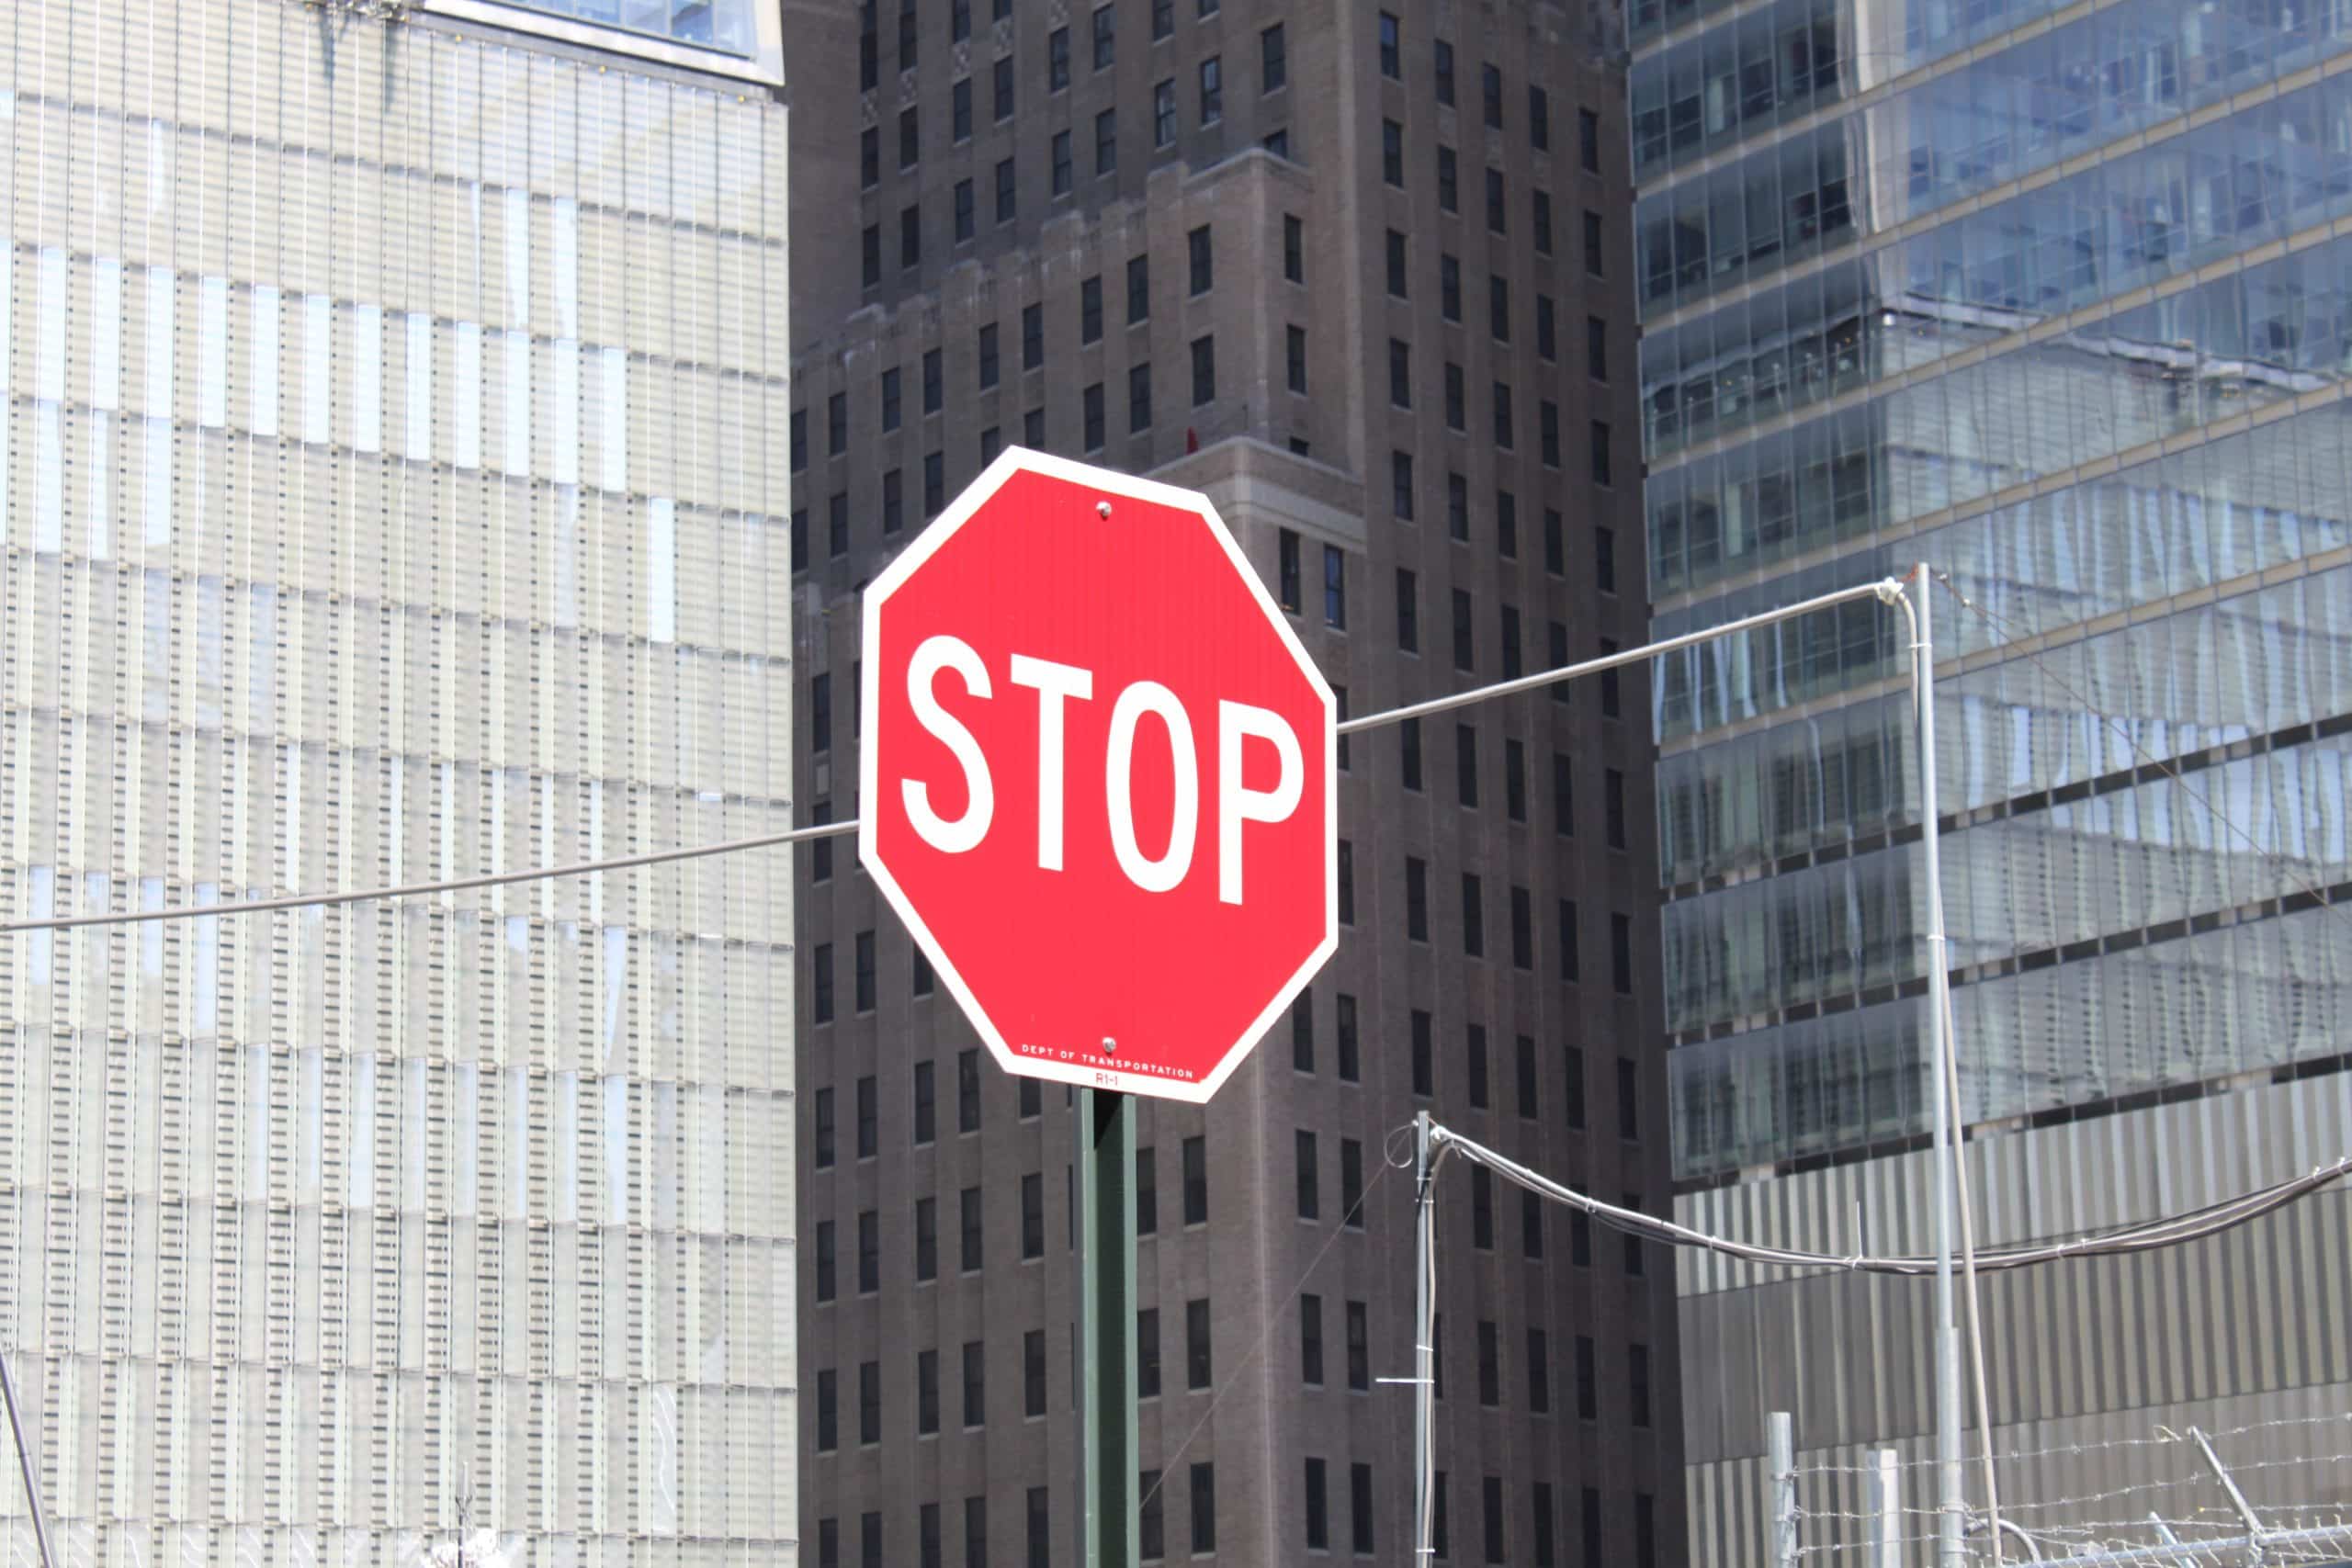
0 0 794 1562
1631 0 2352 1179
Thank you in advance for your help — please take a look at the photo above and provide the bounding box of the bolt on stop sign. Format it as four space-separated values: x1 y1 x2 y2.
859 448 1338 1103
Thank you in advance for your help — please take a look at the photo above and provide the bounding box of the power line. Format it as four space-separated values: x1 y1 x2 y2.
1426 1122 2352 1276
0 578 1912 934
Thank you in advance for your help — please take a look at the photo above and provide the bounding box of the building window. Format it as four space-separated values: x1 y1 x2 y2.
1444 365 1465 432
1295 1129 1320 1220
1456 723 1480 809
862 126 880 186
1466 1022 1489 1108
924 449 944 514
1049 25 1071 90
1262 23 1286 91
1028 1489 1051 1568
1024 405 1045 446
1095 108 1118 174
1186 1298 1213 1389
1574 1335 1597 1419
1452 588 1475 671
1388 339 1412 408
913 943 935 995
1190 1464 1217 1554
1471 1166 1494 1249
1275 528 1304 613
956 1048 980 1132
1611 911 1634 996
911 1058 936 1145
858 1208 879 1292
1511 886 1533 970
791 509 809 572
1559 900 1580 984
814 1088 836 1168
1199 56 1222 122
1630 1343 1652 1427
859 1 878 88
1533 188 1554 254
1583 209 1605 274
882 468 904 535
1306 1458 1329 1551
1438 144 1458 211
1382 119 1404 186
1128 362 1152 432
1127 254 1150 322
1191 335 1216 405
1284 213 1304 282
1547 620 1569 699
1497 489 1519 558
862 223 881 286
1493 381 1514 448
1579 107 1600 173
1338 838 1355 925
1623 1193 1646 1274
953 178 975 242
1155 79 1178 146
1463 874 1485 957
1440 253 1462 320
1093 3 1115 67
1052 130 1073 195
1590 419 1612 485
1352 1464 1376 1554
960 1185 984 1271
995 158 1016 222
816 1370 838 1450
1392 449 1414 517
1024 1329 1048 1415
1489 276 1510 342
1136 1146 1159 1234
1084 382 1105 450
918 1348 939 1432
1081 276 1104 343
1186 225 1215 295
1401 716 1424 792
995 55 1015 118
1183 1134 1207 1224
899 105 920 169
812 944 835 1023
1337 994 1360 1081
1605 766 1626 846
1152 0 1172 37
1542 400 1562 468
856 1077 878 1159
814 1220 836 1302
1138 1309 1163 1401
962 1339 985 1427
1434 38 1455 104
897 0 915 68
1021 1171 1044 1258
1378 11 1399 77
1286 324 1307 394
1320 544 1348 628
1476 1320 1500 1406
1531 85 1551 148
1406 856 1429 942
1482 62 1503 128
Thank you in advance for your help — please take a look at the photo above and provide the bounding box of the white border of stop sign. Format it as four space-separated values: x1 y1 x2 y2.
856 446 1340 1105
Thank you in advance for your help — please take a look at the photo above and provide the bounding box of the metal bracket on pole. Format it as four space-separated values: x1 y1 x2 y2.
1077 1089 1138 1568
1770 1413 1798 1568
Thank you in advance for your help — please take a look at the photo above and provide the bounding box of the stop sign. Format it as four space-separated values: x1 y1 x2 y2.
858 448 1337 1103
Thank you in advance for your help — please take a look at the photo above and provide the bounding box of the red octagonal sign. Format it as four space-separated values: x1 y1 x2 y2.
860 449 1337 1103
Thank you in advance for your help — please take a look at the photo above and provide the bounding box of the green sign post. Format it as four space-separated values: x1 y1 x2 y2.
1077 1088 1140 1568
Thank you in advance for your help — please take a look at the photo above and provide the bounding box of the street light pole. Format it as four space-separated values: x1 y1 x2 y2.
1911 566 1966 1568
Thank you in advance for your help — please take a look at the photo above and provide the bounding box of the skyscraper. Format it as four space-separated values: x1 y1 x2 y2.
1631 0 2352 1554
788 0 1682 1562
0 0 795 1560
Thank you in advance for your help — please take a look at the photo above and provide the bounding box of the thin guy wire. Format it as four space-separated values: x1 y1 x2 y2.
0 580 1906 932
1135 1147 1398 1520
0 818 853 933
1931 570 2352 941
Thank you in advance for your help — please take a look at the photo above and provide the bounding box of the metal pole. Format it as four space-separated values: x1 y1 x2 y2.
1868 1450 1901 1568
1412 1111 1435 1564
0 1349 54 1568
1769 1412 1798 1568
1913 563 1965 1568
1076 1088 1138 1568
